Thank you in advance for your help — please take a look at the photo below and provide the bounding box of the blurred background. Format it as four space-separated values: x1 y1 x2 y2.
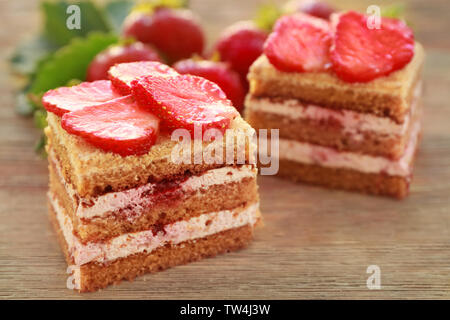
1 0 449 50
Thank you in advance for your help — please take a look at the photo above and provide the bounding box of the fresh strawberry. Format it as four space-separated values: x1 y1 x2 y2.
108 61 178 94
131 74 238 134
122 8 204 64
330 11 415 82
213 21 267 80
285 0 335 20
86 42 161 82
173 59 246 112
264 14 332 72
61 96 160 156
42 80 122 116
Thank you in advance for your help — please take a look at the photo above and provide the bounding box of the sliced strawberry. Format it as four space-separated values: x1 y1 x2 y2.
108 61 178 95
330 11 415 83
173 59 246 112
42 80 122 116
61 96 160 156
131 74 238 134
264 14 332 72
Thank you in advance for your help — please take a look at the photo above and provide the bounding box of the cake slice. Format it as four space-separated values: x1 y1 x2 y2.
245 12 424 198
43 62 260 292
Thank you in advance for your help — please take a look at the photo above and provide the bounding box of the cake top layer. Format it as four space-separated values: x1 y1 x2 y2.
248 42 424 123
46 112 256 197
42 61 240 157
263 11 415 83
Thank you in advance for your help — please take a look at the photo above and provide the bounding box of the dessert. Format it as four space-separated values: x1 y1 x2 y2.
245 11 424 198
43 62 260 292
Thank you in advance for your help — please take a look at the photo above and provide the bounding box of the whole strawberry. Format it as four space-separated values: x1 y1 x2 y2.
86 42 161 82
122 7 205 64
213 21 267 82
284 0 336 20
173 59 245 112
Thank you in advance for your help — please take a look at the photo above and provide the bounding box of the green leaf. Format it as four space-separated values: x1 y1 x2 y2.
35 133 48 158
29 32 118 94
104 0 135 33
41 0 111 47
381 4 405 19
10 35 57 75
34 110 48 130
131 0 189 14
254 3 282 32
66 78 83 87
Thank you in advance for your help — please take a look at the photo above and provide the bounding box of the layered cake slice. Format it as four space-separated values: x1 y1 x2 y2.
43 62 260 292
245 11 424 198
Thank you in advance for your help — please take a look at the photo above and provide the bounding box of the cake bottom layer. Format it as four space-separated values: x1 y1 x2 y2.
276 159 411 198
49 204 255 292
260 115 420 198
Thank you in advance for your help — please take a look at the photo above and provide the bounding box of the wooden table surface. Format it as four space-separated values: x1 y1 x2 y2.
1 0 449 299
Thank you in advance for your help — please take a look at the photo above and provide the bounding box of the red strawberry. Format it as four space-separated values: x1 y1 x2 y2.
264 14 332 72
173 59 246 112
108 61 178 94
42 80 122 116
86 42 161 82
286 0 335 20
122 8 204 64
214 21 267 80
61 96 160 156
131 74 238 134
330 11 415 83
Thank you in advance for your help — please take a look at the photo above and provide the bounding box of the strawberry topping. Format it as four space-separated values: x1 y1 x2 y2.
264 14 332 72
61 96 160 156
173 59 246 112
108 61 178 95
131 74 238 134
42 80 122 116
330 11 415 82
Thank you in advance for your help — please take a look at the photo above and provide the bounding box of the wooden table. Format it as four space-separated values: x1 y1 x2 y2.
1 0 449 299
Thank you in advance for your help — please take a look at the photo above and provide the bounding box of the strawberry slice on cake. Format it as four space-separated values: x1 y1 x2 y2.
132 74 239 134
330 11 415 82
42 80 122 116
264 13 332 72
108 61 179 95
61 96 160 156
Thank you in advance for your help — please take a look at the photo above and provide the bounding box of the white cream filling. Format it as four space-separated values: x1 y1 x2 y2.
50 192 259 267
51 154 256 219
247 82 422 138
276 118 421 177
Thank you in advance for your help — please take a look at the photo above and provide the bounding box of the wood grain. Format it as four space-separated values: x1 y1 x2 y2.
1 0 449 299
